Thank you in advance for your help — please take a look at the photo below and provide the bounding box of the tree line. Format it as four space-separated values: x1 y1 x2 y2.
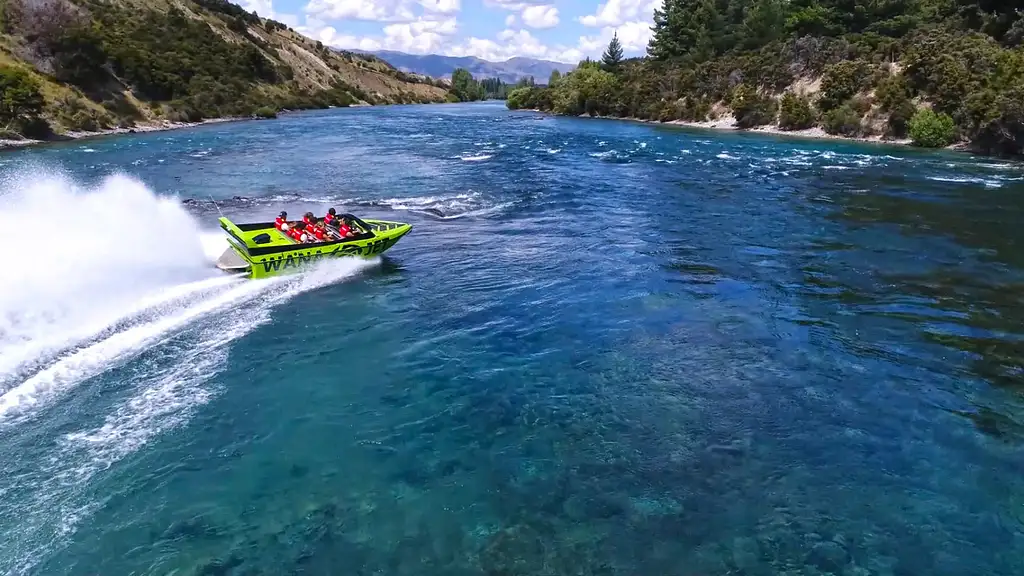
447 68 536 102
507 0 1024 156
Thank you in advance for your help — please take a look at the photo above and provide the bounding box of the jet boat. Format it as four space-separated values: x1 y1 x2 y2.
215 213 412 278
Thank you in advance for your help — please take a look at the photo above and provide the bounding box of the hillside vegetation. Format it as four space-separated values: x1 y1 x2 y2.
508 0 1024 156
0 0 448 138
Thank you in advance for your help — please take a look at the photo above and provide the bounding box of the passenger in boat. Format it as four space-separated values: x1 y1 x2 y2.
303 211 319 228
307 221 328 242
275 211 291 231
324 208 337 225
289 222 314 243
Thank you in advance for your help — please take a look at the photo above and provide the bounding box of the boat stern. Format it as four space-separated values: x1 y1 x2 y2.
215 245 252 275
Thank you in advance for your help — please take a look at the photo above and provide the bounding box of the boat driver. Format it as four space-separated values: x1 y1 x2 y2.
337 218 356 238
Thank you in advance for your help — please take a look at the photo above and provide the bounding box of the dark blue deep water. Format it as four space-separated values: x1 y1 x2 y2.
2 101 1024 575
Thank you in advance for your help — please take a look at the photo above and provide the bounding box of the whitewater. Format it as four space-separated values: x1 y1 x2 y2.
0 168 377 574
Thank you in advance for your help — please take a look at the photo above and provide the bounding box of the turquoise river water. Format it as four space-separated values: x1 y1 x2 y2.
2 101 1024 575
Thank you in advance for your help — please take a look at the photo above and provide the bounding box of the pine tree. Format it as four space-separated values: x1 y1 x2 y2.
648 0 720 61
648 0 683 60
602 32 624 71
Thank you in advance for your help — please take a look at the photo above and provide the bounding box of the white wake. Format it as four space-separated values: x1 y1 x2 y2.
0 168 380 575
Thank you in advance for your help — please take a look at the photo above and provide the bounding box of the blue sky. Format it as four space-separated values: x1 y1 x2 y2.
239 1 659 63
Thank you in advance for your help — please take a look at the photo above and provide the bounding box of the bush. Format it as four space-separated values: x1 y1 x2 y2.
819 59 873 111
778 92 815 130
18 116 52 139
850 95 873 116
53 94 112 131
730 83 777 128
823 104 863 136
506 86 535 109
0 66 44 128
875 73 912 112
253 106 277 118
908 108 957 147
678 96 712 121
887 100 917 138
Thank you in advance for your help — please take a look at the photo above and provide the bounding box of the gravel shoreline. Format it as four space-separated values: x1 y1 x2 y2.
0 117 248 150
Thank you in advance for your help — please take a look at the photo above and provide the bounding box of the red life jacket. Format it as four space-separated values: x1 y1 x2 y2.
275 217 285 230
310 227 325 241
289 228 304 241
324 213 335 225
338 224 351 237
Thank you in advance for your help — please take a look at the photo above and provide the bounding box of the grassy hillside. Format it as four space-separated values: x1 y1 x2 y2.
508 0 1024 157
0 0 449 138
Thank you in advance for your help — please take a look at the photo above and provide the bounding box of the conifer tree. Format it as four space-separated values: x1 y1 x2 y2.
602 32 624 71
648 0 682 60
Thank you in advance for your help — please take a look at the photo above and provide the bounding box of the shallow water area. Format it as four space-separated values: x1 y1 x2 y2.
2 102 1024 575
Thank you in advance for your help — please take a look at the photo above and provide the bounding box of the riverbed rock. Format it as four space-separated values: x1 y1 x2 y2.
806 540 850 573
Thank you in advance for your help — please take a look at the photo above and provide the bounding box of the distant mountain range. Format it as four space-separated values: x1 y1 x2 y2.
359 50 577 84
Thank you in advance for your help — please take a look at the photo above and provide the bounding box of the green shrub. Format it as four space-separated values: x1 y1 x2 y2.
778 92 815 130
253 106 277 118
850 95 873 116
819 60 873 111
505 86 531 109
887 100 917 138
731 83 778 128
679 96 711 121
53 94 113 131
823 104 863 136
18 116 51 138
908 108 957 147
875 73 912 112
0 66 44 126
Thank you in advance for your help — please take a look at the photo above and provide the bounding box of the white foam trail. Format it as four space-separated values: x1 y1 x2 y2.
458 153 493 161
0 275 239 381
0 246 380 574
0 278 274 423
0 171 217 380
926 175 1002 188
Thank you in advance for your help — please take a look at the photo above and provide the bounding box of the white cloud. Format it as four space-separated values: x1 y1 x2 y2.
240 0 275 17
419 0 460 14
304 0 416 22
578 21 653 55
580 0 658 28
262 0 651 67
521 5 558 29
446 28 580 63
482 0 549 8
324 16 458 53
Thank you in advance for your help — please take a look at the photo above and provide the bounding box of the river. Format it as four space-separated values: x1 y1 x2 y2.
1 101 1023 575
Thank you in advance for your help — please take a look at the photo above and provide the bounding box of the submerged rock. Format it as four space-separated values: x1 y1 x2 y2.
731 536 761 571
806 540 850 573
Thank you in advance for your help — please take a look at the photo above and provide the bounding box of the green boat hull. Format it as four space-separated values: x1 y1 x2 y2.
215 215 412 279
